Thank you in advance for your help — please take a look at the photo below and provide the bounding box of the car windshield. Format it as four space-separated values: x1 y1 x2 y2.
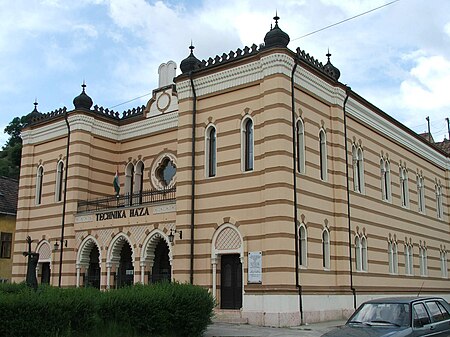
348 303 410 327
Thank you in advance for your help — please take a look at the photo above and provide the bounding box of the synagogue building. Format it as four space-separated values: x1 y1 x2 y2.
12 16 449 326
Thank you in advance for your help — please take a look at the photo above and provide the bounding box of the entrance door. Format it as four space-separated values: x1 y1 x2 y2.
220 254 242 309
151 240 171 283
41 262 50 284
116 243 134 288
86 248 101 289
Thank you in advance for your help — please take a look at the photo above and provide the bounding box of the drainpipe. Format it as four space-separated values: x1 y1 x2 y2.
189 72 197 285
291 57 304 324
59 108 71 287
343 86 356 309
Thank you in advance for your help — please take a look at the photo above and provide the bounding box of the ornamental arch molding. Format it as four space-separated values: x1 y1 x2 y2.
141 229 173 266
211 223 244 259
107 233 135 266
36 240 52 263
77 235 102 267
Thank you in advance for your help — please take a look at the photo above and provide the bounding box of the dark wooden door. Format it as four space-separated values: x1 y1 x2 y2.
41 262 50 284
220 254 242 309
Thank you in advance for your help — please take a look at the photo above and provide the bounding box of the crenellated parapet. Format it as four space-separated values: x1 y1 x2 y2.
29 107 67 125
121 105 146 120
92 105 120 120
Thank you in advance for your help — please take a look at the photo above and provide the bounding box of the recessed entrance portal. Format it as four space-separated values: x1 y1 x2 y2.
220 254 242 309
116 242 134 288
150 239 171 283
41 262 50 284
86 247 101 289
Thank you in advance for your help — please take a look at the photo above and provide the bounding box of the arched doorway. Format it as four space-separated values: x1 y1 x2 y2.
85 246 101 289
116 242 134 288
36 241 52 285
77 236 102 289
151 239 171 283
141 230 173 284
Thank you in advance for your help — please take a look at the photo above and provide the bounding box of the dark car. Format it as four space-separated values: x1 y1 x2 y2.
321 296 450 337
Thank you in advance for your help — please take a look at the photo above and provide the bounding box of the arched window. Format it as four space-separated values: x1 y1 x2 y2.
400 166 409 208
441 250 448 278
36 165 44 205
380 158 391 201
205 125 217 177
134 161 144 204
322 228 330 269
392 242 398 274
242 118 254 172
296 119 305 174
436 182 443 219
352 146 364 193
417 175 425 213
319 129 327 181
299 224 307 267
55 161 64 202
125 162 134 204
361 236 368 272
405 243 413 276
419 245 427 276
355 235 362 271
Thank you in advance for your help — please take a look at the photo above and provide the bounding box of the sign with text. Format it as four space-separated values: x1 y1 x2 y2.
248 251 262 284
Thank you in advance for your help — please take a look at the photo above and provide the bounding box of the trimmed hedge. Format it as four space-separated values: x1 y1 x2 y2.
0 282 214 337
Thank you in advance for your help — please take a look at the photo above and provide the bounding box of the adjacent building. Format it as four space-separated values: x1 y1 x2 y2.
0 176 19 283
12 16 449 326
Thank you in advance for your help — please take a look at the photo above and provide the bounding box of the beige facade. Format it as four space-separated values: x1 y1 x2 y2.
12 19 449 326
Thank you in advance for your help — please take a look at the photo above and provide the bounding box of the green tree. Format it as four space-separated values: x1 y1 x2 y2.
0 114 33 179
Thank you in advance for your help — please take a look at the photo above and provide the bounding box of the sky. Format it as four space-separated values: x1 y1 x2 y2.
1 0 450 146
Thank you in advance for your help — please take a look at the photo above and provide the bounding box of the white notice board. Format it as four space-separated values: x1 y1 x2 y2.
248 251 262 283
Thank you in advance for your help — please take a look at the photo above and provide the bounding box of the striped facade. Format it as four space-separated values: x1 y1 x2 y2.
12 20 449 326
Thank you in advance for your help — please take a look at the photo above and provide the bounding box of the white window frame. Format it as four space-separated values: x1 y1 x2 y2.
436 182 443 219
380 158 391 202
417 175 426 214
405 243 413 276
441 250 448 278
319 129 327 181
296 118 305 174
125 162 134 196
241 116 254 172
322 228 330 270
55 160 64 202
36 165 44 205
400 166 409 208
298 223 307 267
352 145 364 193
361 236 368 272
205 124 217 178
419 245 428 276
355 235 362 271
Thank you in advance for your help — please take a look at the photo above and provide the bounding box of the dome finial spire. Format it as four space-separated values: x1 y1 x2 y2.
274 10 279 24
326 48 331 61
33 98 38 112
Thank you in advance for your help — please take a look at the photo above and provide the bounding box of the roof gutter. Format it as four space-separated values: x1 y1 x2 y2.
291 56 304 325
189 71 197 285
58 109 71 287
343 86 356 309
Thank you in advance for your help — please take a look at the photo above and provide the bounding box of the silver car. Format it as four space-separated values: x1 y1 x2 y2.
321 296 450 337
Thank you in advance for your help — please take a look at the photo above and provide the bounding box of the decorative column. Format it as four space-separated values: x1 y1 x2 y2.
76 263 81 288
140 262 146 284
211 257 217 300
106 262 112 289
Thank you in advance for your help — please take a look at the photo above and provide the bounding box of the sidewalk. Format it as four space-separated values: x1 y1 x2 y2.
204 320 346 337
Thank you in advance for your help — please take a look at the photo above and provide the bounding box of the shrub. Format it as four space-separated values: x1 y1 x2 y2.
0 282 214 337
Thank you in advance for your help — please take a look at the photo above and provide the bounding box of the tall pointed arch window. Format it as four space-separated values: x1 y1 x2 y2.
419 245 428 276
436 182 443 219
400 166 409 208
380 157 391 201
355 235 362 271
125 162 135 197
36 165 44 205
55 161 64 202
322 228 330 270
299 223 307 267
205 125 217 177
441 250 448 278
319 129 327 181
405 243 414 276
134 161 144 204
388 240 398 274
296 119 305 174
361 236 368 272
352 145 364 193
417 174 425 213
242 117 254 172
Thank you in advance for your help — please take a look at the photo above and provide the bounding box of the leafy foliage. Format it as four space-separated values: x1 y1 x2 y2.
0 282 215 337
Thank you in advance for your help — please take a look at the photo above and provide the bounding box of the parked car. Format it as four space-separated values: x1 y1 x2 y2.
321 296 450 337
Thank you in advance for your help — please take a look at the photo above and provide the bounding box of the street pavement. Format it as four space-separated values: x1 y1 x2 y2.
204 320 346 337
